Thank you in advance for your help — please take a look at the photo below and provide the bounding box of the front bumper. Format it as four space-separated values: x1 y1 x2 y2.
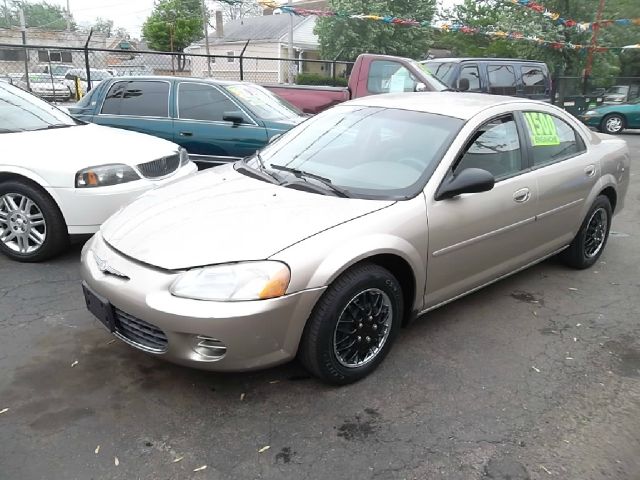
80 234 325 372
54 161 198 235
580 115 602 129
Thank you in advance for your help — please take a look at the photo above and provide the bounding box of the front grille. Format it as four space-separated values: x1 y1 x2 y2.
136 154 180 179
113 308 168 353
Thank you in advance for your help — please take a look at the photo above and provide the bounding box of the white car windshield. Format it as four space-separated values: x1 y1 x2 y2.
251 105 462 199
0 83 77 133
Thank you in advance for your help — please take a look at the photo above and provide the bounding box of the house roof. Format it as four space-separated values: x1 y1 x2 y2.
206 14 306 44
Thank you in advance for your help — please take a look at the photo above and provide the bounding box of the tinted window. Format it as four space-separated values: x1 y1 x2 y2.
255 105 463 199
523 112 585 166
456 115 522 180
368 61 417 94
0 48 25 61
488 65 517 95
178 83 236 122
521 66 547 95
459 65 481 91
101 81 169 117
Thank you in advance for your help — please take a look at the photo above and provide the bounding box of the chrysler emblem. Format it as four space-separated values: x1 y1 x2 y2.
93 252 129 280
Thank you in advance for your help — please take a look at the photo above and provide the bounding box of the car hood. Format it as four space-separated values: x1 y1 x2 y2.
3 123 180 183
101 164 394 270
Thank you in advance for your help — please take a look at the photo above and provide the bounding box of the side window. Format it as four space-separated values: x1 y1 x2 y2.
521 66 547 95
367 60 417 94
100 82 126 114
488 65 517 95
459 65 481 91
455 115 523 180
178 83 237 122
523 112 585 167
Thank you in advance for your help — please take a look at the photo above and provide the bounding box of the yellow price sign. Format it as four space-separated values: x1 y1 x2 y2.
524 112 560 147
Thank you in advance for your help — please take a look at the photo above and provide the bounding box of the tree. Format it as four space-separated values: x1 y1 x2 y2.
1 0 74 30
315 0 438 61
142 0 204 70
209 0 262 23
92 17 114 37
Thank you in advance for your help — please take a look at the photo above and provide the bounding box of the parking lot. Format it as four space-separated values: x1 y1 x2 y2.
0 133 638 480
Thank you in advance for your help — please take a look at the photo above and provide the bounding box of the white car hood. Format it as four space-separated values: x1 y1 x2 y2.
3 123 179 186
101 165 394 270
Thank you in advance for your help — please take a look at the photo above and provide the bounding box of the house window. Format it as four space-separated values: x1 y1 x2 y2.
227 51 234 63
0 48 26 61
38 50 72 63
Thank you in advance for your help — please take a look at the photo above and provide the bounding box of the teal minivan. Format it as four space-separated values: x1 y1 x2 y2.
68 77 305 168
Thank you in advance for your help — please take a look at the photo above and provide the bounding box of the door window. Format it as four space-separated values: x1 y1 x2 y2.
178 83 237 122
100 81 169 117
455 115 523 180
523 112 585 166
521 66 547 95
367 60 417 94
459 65 481 91
488 65 517 95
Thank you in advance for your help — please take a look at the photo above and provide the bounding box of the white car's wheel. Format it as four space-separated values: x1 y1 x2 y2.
0 181 68 262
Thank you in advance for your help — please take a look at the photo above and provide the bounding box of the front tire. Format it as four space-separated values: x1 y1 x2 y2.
0 181 68 262
299 263 403 385
601 114 625 134
560 195 612 269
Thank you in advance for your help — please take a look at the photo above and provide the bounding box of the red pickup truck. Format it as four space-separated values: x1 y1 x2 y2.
264 54 448 114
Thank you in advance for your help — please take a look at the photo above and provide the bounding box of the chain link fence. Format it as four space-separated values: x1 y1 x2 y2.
0 42 353 104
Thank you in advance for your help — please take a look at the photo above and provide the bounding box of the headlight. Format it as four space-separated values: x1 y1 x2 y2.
179 148 190 166
170 261 291 301
75 164 140 188
584 110 598 116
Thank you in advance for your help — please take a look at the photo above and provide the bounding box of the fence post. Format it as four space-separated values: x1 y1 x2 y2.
84 29 93 91
19 8 30 92
239 40 250 81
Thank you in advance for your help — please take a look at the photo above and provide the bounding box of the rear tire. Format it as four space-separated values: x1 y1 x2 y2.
601 114 625 134
560 195 612 270
0 181 68 262
299 263 403 385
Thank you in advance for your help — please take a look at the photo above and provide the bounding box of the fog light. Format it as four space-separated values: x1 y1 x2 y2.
194 336 227 361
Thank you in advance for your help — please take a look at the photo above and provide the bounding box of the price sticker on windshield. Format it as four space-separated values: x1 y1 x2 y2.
524 112 560 146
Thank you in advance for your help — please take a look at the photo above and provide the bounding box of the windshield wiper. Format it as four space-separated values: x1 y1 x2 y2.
32 124 73 131
235 154 281 184
270 164 351 198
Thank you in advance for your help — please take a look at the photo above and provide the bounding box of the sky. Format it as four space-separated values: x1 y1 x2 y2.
46 0 462 39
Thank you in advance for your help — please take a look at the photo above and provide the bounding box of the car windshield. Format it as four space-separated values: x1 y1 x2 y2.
423 61 456 85
250 105 462 199
225 83 301 121
50 65 71 76
0 83 77 133
607 86 628 94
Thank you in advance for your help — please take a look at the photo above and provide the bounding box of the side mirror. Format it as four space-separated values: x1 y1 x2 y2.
458 78 470 91
435 168 495 201
415 82 427 92
223 111 247 126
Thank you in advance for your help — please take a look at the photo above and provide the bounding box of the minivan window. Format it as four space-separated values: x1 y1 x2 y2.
101 81 170 117
488 65 517 95
521 66 547 95
459 65 481 91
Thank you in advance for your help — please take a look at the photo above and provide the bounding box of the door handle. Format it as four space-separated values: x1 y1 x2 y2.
584 165 596 177
513 188 531 203
179 131 193 137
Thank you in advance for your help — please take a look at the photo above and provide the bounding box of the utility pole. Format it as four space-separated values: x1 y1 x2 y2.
201 0 212 77
66 0 71 31
287 0 294 83
19 8 30 92
583 0 606 94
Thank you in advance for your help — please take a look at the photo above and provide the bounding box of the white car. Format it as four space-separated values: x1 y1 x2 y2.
0 82 197 262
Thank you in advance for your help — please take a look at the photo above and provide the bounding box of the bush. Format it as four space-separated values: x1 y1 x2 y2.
295 73 348 87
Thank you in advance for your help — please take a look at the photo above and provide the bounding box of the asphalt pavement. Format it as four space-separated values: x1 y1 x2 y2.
1 133 639 480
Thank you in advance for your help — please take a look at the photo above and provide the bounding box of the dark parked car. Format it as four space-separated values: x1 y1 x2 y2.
68 77 305 168
422 58 551 102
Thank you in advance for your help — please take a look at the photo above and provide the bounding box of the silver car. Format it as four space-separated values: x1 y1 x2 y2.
81 93 630 384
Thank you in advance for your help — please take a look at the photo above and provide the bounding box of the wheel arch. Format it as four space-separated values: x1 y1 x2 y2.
601 111 627 129
0 170 69 227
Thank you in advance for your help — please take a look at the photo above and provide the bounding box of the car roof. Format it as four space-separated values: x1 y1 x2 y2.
346 92 543 120
424 58 547 65
103 75 243 86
